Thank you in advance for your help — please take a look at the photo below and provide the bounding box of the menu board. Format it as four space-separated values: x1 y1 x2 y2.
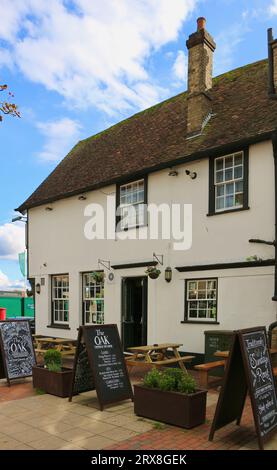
72 339 94 395
69 324 133 410
0 320 36 384
240 329 277 439
209 327 277 450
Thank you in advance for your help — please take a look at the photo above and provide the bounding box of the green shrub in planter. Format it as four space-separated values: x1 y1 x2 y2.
44 349 62 372
143 368 196 394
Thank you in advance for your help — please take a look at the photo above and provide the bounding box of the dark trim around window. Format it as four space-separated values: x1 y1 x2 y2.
50 273 69 327
183 277 218 324
208 148 249 216
116 175 148 231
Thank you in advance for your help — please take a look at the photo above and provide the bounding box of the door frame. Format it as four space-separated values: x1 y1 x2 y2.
121 275 148 351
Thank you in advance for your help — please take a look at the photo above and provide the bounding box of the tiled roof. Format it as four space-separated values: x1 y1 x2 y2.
17 59 277 212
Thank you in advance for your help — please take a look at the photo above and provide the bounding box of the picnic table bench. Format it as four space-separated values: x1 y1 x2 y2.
33 336 76 358
126 343 195 373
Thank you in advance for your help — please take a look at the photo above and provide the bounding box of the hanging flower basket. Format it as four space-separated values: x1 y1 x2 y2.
145 266 161 279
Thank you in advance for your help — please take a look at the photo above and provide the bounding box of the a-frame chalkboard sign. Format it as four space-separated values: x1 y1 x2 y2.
69 324 133 410
0 320 36 386
209 327 277 450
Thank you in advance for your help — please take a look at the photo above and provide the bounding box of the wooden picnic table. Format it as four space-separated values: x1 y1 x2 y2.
33 335 76 357
126 343 195 373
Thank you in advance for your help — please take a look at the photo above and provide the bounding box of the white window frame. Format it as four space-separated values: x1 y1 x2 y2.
119 179 145 229
214 151 244 212
82 272 104 325
52 275 69 325
185 278 217 322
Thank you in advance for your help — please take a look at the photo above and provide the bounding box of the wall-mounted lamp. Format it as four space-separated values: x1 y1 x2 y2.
168 168 179 176
185 169 197 180
45 207 53 211
78 195 87 200
35 283 41 294
165 266 172 283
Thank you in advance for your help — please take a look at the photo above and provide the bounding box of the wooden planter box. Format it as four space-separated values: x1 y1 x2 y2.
32 366 73 398
134 384 207 429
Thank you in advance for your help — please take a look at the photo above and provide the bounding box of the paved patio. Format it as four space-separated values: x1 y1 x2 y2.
0 384 277 450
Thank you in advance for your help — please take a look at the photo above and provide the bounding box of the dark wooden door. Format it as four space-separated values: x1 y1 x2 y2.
121 277 147 351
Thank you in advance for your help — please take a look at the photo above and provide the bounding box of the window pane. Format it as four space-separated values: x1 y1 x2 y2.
216 185 224 197
225 156 233 168
226 195 234 208
234 153 243 165
215 171 224 183
234 166 243 179
216 197 224 210
215 158 224 171
226 182 234 195
188 310 197 318
235 181 243 193
186 279 217 322
235 193 243 206
225 168 233 181
199 310 207 318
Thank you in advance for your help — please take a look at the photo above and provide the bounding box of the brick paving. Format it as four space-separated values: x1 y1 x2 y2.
105 392 263 451
0 367 277 450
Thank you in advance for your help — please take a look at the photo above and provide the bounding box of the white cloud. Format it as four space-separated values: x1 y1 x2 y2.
0 269 25 290
0 223 25 260
173 50 187 82
214 21 249 76
0 0 197 115
270 1 277 15
36 117 82 162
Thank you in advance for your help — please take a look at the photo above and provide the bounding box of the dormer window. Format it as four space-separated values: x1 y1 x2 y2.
208 149 249 216
116 177 147 230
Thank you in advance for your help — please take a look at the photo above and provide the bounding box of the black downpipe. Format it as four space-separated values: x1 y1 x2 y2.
272 131 277 301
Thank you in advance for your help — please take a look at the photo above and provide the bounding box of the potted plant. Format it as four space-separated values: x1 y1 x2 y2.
32 349 73 398
134 368 207 428
145 266 161 279
92 271 105 283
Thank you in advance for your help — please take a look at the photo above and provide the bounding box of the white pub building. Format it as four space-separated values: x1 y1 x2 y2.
17 19 277 360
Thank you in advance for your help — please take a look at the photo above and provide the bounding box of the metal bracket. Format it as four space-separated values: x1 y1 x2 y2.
98 259 111 270
153 253 164 265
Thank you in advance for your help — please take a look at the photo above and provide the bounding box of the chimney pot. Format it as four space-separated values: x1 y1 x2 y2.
197 17 206 31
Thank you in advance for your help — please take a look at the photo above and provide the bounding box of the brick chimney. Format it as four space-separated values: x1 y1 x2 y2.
186 17 216 137
268 28 277 97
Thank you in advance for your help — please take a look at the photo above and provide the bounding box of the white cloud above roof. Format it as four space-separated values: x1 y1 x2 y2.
36 117 82 162
0 0 197 115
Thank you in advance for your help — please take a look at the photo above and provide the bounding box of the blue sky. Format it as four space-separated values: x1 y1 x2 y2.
1 0 277 289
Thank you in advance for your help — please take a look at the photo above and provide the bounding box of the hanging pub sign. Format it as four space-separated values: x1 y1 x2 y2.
69 324 133 410
0 320 36 386
209 327 277 450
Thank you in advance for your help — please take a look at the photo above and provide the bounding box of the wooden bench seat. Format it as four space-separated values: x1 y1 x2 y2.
194 360 225 388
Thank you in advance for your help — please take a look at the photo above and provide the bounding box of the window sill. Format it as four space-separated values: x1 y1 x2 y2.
181 321 220 325
207 206 249 217
47 324 71 330
117 224 148 232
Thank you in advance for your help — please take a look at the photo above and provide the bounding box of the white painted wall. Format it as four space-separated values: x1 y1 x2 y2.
28 140 277 351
